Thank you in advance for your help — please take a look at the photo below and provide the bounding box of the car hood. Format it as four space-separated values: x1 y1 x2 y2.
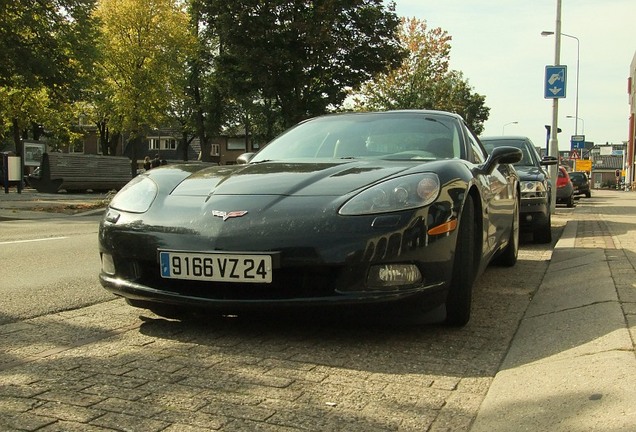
169 160 435 197
513 165 547 182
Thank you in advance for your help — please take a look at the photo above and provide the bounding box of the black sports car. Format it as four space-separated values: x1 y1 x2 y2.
99 110 522 326
481 136 557 244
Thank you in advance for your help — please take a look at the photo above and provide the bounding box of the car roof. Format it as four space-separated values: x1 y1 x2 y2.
314 110 466 122
480 135 534 142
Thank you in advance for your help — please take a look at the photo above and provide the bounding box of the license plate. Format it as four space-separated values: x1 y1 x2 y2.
159 251 272 283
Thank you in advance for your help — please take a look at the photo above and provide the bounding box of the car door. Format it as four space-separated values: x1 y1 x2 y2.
465 129 516 256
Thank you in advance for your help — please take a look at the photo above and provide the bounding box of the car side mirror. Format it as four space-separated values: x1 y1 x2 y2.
478 146 522 175
236 152 255 165
540 156 558 166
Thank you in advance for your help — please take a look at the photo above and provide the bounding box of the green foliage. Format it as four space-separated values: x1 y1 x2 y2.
0 1 491 158
95 0 196 145
0 0 99 94
197 0 405 139
351 17 489 134
0 0 100 151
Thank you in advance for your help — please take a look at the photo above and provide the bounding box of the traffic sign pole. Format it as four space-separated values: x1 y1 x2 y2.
547 0 562 213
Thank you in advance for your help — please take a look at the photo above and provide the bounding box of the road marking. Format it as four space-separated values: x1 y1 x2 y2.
0 236 68 245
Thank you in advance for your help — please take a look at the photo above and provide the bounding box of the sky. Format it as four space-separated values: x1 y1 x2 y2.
392 0 636 151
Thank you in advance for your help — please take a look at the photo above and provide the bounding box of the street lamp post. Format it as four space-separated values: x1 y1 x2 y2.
566 115 584 134
542 30 580 135
502 121 518 135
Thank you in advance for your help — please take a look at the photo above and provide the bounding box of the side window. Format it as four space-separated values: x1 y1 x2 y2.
465 127 487 164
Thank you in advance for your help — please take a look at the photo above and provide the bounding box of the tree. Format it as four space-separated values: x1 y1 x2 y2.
0 0 99 153
94 0 196 174
435 71 489 135
185 0 225 162
198 0 405 139
0 0 98 91
351 17 489 134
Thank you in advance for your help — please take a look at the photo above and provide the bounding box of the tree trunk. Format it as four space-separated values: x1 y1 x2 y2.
97 121 109 155
179 132 190 161
193 84 212 162
12 118 22 156
128 135 139 177
108 132 120 156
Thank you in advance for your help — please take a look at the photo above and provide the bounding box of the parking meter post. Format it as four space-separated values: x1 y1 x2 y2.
2 153 23 194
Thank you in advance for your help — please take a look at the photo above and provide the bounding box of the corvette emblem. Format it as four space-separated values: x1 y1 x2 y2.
211 210 248 221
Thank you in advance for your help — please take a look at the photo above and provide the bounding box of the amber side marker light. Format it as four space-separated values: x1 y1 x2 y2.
427 219 458 236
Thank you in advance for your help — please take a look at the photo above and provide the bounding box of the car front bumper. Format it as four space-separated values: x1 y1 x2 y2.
519 197 550 229
98 199 457 314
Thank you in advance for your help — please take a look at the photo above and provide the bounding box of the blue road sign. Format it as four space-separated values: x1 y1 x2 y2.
544 65 567 99
570 135 585 150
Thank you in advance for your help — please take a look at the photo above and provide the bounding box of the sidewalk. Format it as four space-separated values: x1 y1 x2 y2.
0 187 110 220
472 189 636 431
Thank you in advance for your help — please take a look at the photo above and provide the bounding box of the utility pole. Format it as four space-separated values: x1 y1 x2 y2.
548 0 562 212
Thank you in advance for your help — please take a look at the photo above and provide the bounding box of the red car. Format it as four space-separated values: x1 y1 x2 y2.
556 166 575 207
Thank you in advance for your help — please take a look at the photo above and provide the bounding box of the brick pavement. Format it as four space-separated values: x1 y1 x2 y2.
5 190 634 431
0 253 555 432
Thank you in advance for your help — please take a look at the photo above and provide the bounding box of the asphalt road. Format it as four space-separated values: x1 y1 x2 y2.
0 216 113 324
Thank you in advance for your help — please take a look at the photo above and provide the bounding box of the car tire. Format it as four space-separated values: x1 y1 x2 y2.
534 204 552 244
495 196 519 267
567 194 575 208
585 191 591 198
534 220 552 243
445 194 475 327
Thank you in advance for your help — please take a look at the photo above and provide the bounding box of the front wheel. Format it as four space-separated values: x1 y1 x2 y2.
445 195 476 327
534 210 552 244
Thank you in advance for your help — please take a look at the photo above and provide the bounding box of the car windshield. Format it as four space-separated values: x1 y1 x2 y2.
569 172 585 180
481 139 537 167
251 112 462 162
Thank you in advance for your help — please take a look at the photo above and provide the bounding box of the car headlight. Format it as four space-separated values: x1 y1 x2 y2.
339 173 440 215
109 175 158 213
520 181 547 197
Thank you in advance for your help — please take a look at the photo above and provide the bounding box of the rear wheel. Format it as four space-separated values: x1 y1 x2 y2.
566 193 575 208
445 195 476 327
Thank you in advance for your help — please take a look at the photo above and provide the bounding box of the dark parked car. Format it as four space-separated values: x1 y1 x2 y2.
568 171 591 198
556 166 575 207
99 110 522 327
481 136 557 244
